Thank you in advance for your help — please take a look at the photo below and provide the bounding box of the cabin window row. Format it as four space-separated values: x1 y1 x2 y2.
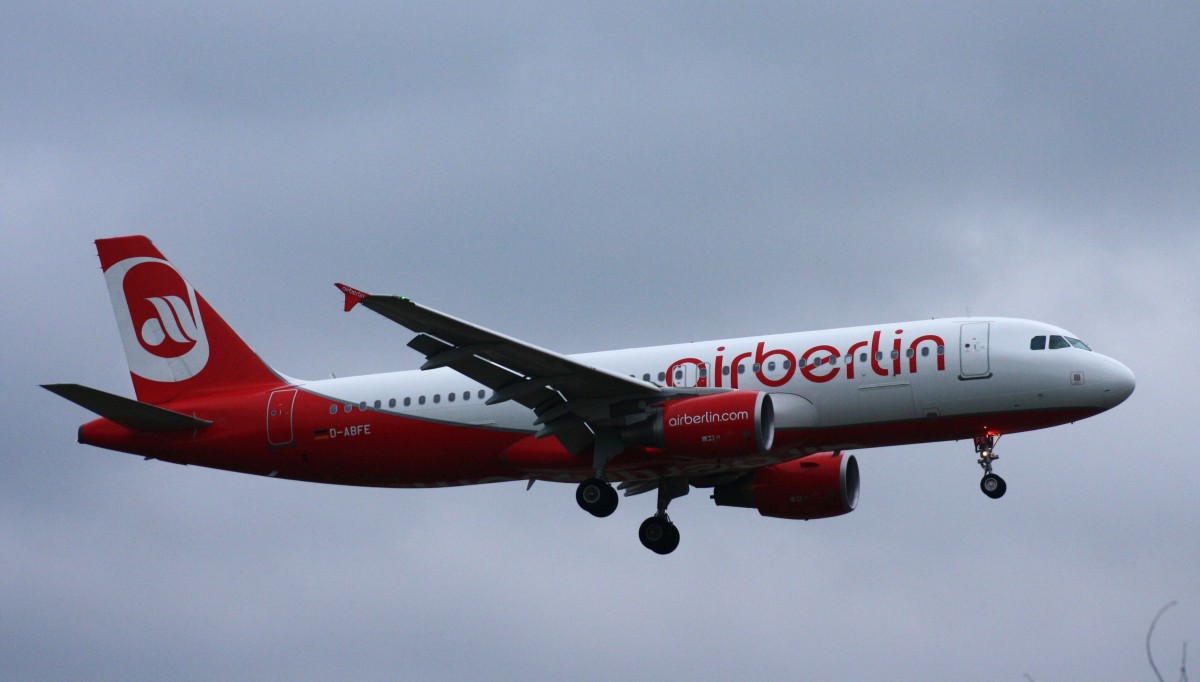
326 342 955 414
329 389 490 414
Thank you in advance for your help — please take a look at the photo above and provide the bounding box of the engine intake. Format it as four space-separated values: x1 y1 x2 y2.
712 452 859 520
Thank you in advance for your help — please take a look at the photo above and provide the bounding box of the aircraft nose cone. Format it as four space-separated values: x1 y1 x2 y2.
1103 359 1136 407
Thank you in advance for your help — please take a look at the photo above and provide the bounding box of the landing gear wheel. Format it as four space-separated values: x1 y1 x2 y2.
639 515 680 555
980 473 1007 499
576 478 618 517
975 434 1007 499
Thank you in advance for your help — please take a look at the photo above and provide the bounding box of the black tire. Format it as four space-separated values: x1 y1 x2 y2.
576 478 618 517
639 515 680 555
980 473 1007 499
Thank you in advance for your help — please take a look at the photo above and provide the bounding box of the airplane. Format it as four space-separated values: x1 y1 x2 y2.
44 236 1135 554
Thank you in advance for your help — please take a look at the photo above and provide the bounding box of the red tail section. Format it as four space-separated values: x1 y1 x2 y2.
97 236 284 405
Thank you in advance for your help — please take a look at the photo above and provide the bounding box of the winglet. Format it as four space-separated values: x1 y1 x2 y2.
335 283 370 312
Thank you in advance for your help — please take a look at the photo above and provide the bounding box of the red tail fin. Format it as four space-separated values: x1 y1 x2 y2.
97 236 284 405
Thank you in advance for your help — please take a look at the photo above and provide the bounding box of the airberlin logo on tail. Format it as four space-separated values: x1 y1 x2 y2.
140 296 202 347
105 257 210 383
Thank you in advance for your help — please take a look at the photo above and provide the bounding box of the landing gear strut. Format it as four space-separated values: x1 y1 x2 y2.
975 434 1006 499
576 430 621 517
639 478 687 555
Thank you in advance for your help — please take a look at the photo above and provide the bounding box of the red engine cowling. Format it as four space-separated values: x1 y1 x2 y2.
624 391 774 458
712 452 859 520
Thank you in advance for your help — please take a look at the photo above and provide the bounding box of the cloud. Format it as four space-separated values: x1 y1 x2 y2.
3 2 1199 680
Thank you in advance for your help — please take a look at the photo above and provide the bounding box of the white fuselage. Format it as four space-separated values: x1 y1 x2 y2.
299 317 1135 453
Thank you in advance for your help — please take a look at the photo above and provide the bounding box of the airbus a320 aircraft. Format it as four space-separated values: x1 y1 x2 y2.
45 236 1135 554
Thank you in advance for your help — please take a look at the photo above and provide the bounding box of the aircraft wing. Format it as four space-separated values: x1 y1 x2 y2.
336 284 669 455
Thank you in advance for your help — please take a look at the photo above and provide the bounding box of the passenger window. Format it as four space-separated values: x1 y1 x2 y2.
921 347 930 357
674 369 683 381
1049 335 1070 349
359 402 367 410
373 400 381 409
404 397 411 407
738 365 745 374
329 405 338 415
418 396 426 405
722 366 731 375
699 367 708 377
875 352 883 361
890 350 899 360
905 348 915 358
463 391 470 401
859 352 867 363
433 394 441 404
642 373 650 381
478 390 486 399
448 392 455 402
752 363 761 372
937 346 945 355
1030 336 1046 350
783 360 791 370
388 398 396 408
767 361 776 371
658 372 666 381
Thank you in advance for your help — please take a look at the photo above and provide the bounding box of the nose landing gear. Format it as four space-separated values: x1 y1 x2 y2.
975 434 1006 499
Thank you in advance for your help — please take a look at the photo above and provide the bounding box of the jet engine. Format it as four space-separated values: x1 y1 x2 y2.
712 451 859 520
623 391 774 458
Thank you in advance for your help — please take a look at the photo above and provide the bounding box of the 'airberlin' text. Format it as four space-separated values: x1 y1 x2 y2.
666 329 946 388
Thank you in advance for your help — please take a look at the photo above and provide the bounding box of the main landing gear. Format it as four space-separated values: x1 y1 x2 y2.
575 430 622 518
639 478 687 555
975 434 1006 499
639 514 680 555
575 475 687 555
576 477 618 517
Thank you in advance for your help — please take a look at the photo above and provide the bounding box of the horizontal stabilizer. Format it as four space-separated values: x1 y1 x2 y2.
42 383 213 432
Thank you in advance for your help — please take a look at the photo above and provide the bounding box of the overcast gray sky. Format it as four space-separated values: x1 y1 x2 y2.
4 2 1199 680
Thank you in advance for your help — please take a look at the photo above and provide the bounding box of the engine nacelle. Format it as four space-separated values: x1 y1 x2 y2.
623 391 774 458
712 452 859 520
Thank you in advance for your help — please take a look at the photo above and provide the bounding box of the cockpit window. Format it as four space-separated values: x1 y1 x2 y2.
1033 334 1092 351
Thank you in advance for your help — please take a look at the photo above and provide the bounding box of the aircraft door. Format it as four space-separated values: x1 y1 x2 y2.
959 322 991 379
267 388 297 446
